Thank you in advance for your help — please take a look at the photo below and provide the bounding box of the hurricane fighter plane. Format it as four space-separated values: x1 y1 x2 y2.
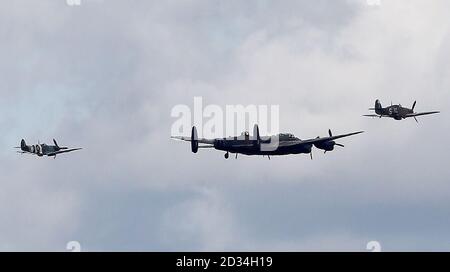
172 125 363 159
363 100 439 122
15 139 82 158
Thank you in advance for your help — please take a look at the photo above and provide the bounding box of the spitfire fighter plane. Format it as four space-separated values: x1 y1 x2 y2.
363 100 440 122
15 139 82 158
172 125 363 159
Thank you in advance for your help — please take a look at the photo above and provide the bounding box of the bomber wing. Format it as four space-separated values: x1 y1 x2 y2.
278 131 364 147
171 136 215 145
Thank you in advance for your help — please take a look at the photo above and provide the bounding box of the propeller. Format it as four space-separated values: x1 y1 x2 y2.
328 129 345 150
314 129 350 155
412 101 418 123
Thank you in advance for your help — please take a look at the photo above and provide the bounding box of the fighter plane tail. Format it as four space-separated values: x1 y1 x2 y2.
369 99 382 110
21 139 27 151
375 99 382 111
368 99 383 114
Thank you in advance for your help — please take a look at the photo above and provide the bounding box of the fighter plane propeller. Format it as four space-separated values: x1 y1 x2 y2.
15 139 82 159
172 125 364 160
363 99 440 122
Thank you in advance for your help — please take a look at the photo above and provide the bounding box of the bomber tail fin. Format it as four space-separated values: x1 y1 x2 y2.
253 124 261 145
191 126 199 153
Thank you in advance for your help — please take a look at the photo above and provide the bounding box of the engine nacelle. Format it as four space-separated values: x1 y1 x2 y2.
314 141 335 152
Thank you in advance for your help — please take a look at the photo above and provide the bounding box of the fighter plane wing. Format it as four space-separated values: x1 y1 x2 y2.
47 148 82 156
14 147 35 155
16 151 35 155
405 111 440 118
171 136 215 145
363 114 393 118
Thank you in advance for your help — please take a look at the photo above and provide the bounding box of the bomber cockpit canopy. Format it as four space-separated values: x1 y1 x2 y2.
241 131 250 137
278 133 298 139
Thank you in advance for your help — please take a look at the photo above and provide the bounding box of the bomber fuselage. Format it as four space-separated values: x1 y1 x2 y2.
213 133 312 156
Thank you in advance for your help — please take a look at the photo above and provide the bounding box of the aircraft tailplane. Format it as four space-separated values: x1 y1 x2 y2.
21 139 28 152
253 124 261 145
191 126 199 153
374 99 382 114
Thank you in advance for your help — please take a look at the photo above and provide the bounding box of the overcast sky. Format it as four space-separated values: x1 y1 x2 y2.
0 0 450 251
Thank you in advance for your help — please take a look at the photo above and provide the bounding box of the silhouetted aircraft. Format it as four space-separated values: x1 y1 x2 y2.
15 139 82 158
363 99 440 122
172 125 363 159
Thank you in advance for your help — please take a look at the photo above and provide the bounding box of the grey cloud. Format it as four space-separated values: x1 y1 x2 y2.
0 0 449 251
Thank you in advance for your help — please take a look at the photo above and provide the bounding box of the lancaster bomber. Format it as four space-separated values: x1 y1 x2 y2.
172 125 363 159
15 139 82 158
363 99 440 122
